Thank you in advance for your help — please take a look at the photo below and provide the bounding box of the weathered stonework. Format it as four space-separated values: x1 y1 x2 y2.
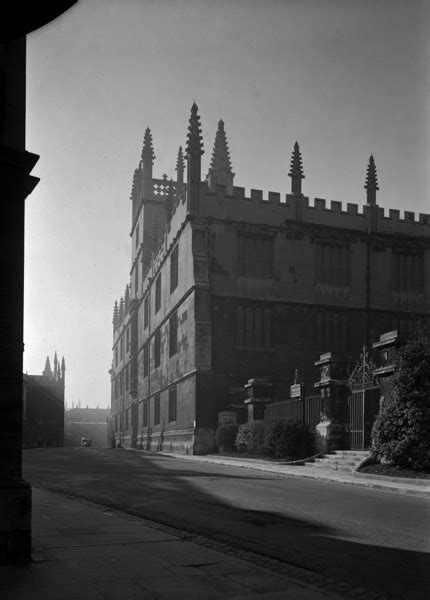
110 104 430 455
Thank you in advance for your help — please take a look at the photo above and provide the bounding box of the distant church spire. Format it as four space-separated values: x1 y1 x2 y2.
206 119 234 194
288 141 305 195
176 146 185 184
364 154 379 205
53 351 58 379
43 356 52 379
186 102 204 215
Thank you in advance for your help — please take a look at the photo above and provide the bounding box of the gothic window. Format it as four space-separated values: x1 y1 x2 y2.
125 365 130 391
154 395 160 426
392 251 424 293
143 341 149 377
170 245 179 293
315 243 350 286
142 400 148 427
126 327 130 351
155 274 161 312
168 387 177 422
120 337 124 360
316 311 350 353
154 329 161 368
236 305 272 348
135 266 139 296
115 346 118 366
169 312 178 357
237 233 274 278
135 224 140 249
144 295 149 328
125 408 129 430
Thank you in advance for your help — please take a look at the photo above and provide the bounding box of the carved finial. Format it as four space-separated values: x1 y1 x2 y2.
206 119 235 193
113 300 119 328
288 141 305 195
293 368 299 385
43 356 52 379
186 102 204 158
208 119 233 175
130 168 139 202
364 154 379 205
119 297 124 322
124 285 130 313
61 356 65 372
176 146 185 183
141 127 155 164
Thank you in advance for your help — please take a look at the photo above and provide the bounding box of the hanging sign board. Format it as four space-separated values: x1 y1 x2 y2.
290 383 302 398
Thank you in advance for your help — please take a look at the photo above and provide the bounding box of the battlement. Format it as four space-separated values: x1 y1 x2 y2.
203 182 430 233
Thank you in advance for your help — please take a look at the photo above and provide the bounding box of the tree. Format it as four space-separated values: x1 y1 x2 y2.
371 333 430 470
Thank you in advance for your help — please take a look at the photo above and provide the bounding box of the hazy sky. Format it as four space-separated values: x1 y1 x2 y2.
25 0 429 409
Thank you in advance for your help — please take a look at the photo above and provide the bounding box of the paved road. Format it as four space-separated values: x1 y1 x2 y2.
24 448 430 599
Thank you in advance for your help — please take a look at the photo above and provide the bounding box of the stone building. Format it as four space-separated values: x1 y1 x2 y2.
65 406 110 447
22 353 65 448
110 103 430 455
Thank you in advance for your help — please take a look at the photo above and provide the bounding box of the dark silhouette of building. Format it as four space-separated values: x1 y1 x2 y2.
23 353 65 448
110 104 429 455
0 2 76 564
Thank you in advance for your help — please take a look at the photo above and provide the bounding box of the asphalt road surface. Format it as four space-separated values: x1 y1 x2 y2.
23 448 430 599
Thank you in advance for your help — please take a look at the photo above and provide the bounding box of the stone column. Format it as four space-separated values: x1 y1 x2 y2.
314 353 353 453
0 37 39 564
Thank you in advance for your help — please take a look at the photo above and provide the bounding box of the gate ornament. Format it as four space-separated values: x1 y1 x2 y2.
348 346 377 390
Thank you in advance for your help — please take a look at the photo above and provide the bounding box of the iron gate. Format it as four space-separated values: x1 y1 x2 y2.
348 387 380 450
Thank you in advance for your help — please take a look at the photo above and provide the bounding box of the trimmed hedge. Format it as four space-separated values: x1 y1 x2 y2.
235 418 311 459
215 424 239 452
264 418 305 458
235 421 266 454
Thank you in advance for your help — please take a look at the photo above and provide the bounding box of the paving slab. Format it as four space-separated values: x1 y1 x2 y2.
1 488 343 599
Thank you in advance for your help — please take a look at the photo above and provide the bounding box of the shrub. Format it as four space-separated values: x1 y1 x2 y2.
215 424 239 452
371 333 430 470
264 418 307 459
235 421 266 454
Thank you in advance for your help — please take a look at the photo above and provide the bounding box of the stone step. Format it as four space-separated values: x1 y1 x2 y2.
314 458 358 466
331 451 369 457
329 464 358 472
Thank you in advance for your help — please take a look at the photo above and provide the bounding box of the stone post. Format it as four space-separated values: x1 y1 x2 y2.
244 378 273 421
314 353 353 453
372 330 405 408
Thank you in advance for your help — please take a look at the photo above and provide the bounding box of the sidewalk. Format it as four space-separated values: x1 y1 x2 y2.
147 452 430 498
1 488 346 600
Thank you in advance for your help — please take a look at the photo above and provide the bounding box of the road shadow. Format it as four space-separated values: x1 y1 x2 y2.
23 447 429 600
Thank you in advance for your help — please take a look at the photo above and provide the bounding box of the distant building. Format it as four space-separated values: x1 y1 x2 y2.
23 353 65 448
110 103 430 455
64 406 110 447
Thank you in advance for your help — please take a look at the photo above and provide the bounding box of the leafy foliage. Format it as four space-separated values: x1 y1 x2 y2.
235 418 312 459
264 418 308 458
371 333 430 470
235 421 266 454
215 424 239 452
